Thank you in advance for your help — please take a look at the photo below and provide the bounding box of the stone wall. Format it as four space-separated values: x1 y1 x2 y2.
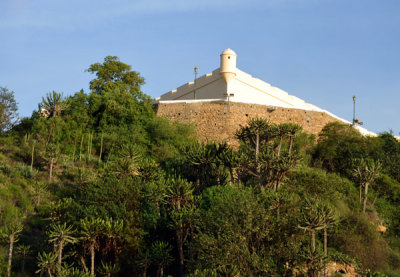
154 101 340 145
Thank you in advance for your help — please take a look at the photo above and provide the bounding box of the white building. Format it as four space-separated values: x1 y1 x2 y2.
155 49 374 136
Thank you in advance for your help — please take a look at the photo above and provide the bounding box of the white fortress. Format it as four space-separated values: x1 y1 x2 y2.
155 49 374 137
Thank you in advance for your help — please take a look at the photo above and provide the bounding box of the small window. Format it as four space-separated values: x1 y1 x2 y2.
228 56 230 59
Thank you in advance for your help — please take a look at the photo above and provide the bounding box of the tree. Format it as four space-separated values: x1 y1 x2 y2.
48 223 77 274
98 261 120 277
0 205 23 277
320 204 337 277
80 217 104 276
150 241 173 277
36 252 57 277
16 244 31 277
235 118 300 191
86 56 154 140
86 56 146 100
189 185 274 275
0 86 18 131
183 142 218 189
102 217 124 261
39 91 67 118
235 117 271 188
353 158 382 213
313 122 366 174
218 147 240 185
164 175 195 277
298 198 325 253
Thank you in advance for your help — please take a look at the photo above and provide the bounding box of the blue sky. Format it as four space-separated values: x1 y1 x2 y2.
1 0 400 134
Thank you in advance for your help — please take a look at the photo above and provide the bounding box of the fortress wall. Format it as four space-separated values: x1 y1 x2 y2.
154 101 340 145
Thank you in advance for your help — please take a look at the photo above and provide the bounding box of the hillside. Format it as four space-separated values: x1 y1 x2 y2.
1 57 400 277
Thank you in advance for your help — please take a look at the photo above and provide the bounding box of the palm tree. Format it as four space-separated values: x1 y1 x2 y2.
218 146 240 185
184 142 217 189
286 123 302 155
0 206 23 277
320 204 337 277
16 244 31 277
113 144 142 178
98 261 120 277
102 217 123 259
36 252 57 277
39 91 67 118
136 249 152 277
298 198 325 253
165 175 194 277
266 190 292 221
48 223 77 275
235 118 272 188
235 118 300 192
353 158 382 213
80 217 104 276
151 241 173 277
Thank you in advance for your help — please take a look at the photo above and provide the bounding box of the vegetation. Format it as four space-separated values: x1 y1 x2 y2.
1 56 400 276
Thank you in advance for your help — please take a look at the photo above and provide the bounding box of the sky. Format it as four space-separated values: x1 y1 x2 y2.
1 0 400 134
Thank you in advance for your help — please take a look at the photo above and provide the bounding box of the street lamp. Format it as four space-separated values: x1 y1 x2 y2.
194 67 198 100
352 95 363 126
352 96 356 125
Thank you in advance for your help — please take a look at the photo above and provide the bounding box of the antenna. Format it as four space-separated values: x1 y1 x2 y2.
194 67 198 100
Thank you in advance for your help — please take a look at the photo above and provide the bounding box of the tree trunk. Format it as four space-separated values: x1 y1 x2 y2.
229 168 234 186
49 157 54 182
87 132 91 161
99 132 103 163
48 268 53 277
80 255 88 273
277 204 280 221
277 136 283 157
289 136 294 155
37 188 41 207
324 227 328 277
363 182 369 213
359 183 362 204
311 229 315 252
255 133 263 189
215 166 220 185
79 133 84 161
176 229 184 277
90 244 95 276
21 253 26 277
57 241 63 275
255 132 259 163
31 141 35 172
196 169 201 188
7 234 14 277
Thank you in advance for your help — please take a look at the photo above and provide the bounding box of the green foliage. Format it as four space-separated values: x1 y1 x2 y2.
0 87 18 132
2 57 400 276
188 185 276 275
313 122 367 175
39 91 68 118
236 118 301 191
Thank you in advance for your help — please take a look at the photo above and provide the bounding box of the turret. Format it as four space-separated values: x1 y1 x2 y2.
220 48 237 84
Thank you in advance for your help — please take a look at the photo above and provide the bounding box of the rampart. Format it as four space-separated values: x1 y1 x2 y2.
154 100 340 145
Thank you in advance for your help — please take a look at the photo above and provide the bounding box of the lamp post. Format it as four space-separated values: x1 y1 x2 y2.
352 96 356 125
194 67 198 100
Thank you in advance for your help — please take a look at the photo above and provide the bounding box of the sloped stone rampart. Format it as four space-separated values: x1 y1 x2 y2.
154 101 340 145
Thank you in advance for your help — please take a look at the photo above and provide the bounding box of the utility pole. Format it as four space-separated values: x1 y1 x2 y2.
194 67 198 100
352 95 356 125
